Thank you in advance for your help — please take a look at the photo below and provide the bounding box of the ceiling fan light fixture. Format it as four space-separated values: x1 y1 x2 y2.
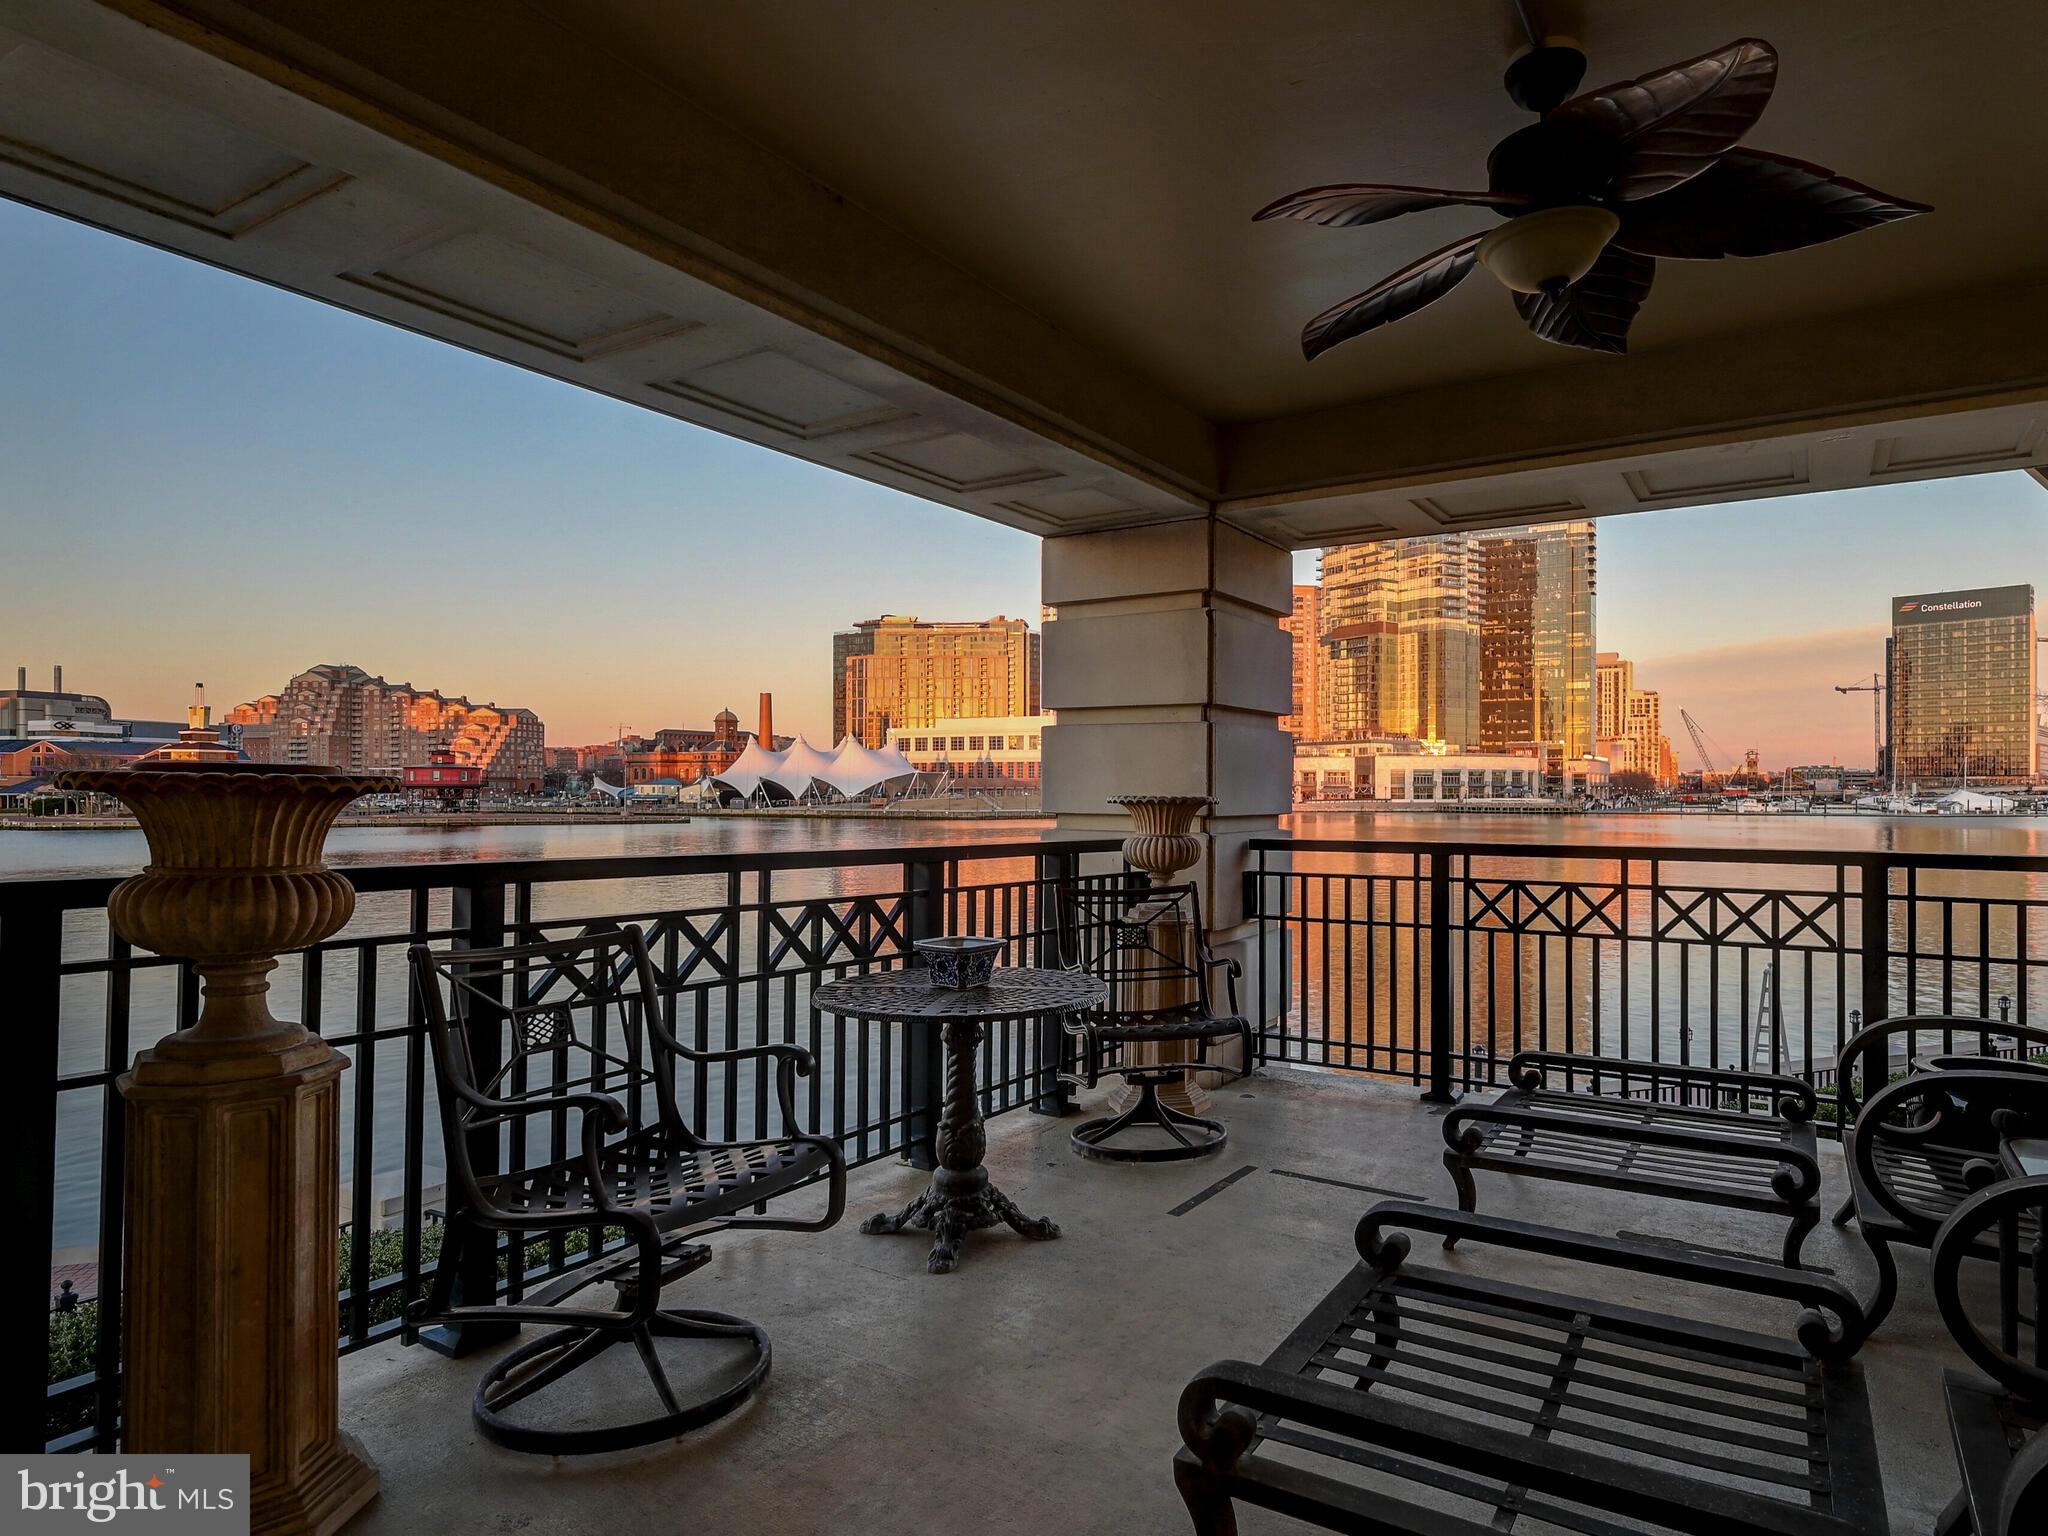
1476 205 1620 295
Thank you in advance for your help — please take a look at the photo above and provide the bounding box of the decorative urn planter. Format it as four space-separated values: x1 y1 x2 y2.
60 762 388 1052
54 761 384 1536
1107 794 1213 884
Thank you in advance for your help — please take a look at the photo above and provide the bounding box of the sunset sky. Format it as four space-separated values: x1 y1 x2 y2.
5 196 2044 765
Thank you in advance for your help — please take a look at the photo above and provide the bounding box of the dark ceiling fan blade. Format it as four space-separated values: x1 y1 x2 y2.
1254 183 1528 228
1301 234 1483 358
1557 38 1777 200
1613 149 1931 259
1513 246 1656 353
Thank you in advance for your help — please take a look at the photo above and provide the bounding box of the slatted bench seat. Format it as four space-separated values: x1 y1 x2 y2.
1173 1201 1883 1536
1443 1050 1823 1267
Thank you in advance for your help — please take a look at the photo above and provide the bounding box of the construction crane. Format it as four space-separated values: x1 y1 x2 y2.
1679 708 1718 777
1834 674 1886 785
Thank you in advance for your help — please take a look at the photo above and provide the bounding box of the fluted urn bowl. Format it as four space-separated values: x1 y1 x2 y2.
1107 794 1213 884
55 762 386 1048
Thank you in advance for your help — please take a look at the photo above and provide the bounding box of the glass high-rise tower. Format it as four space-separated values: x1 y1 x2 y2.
1474 521 1597 757
832 615 1041 747
1318 521 1595 759
1888 585 2036 784
1319 536 1483 745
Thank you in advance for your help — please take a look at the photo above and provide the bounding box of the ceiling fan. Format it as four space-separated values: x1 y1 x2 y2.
1255 10 1930 358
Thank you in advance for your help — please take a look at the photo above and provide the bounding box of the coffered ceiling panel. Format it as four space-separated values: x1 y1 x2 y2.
652 349 915 440
1870 417 2042 478
0 37 342 236
856 433 1056 494
342 230 695 362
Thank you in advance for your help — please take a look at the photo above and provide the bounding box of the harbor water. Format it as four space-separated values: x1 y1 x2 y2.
10 810 2048 1250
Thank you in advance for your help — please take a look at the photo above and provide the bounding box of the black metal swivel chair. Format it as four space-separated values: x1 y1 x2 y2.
1055 881 1255 1161
1842 1064 2047 1330
407 925 844 1454
1929 1175 2048 1535
1829 1013 2048 1227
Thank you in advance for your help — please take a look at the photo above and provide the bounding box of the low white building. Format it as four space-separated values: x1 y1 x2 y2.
1366 751 1546 803
1290 738 1615 803
890 713 1046 794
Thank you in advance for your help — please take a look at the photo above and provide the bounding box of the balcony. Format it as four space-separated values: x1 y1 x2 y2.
18 833 2045 1530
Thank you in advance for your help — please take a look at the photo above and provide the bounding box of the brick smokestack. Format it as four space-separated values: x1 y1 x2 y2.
758 692 774 747
53 664 62 693
16 667 24 692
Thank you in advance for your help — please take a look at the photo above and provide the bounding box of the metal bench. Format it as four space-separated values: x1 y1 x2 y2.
1174 1200 1881 1536
1443 1050 1823 1267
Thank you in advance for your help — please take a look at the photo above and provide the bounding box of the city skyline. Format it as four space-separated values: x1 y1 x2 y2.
6 195 2046 765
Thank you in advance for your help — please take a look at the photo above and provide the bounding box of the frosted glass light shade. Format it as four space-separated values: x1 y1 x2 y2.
1476 205 1621 294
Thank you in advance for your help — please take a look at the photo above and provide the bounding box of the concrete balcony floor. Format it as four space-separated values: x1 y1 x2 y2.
338 1068 1959 1534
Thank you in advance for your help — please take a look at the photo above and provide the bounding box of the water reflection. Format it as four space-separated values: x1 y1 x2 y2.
1269 811 2048 1086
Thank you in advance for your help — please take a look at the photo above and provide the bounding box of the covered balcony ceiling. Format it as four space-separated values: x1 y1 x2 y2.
4 0 2046 544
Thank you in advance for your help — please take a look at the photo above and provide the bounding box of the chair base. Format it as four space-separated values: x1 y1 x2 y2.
1072 1079 1228 1163
473 1307 770 1455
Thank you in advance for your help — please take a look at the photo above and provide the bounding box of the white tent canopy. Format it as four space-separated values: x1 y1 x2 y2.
711 734 921 802
710 738 790 800
774 736 840 800
820 737 918 798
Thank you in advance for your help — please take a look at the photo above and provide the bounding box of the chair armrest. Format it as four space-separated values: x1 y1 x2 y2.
672 1040 817 1073
1198 946 1244 1016
1931 1175 2048 1406
1852 1070 2048 1232
447 1080 628 1218
1930 1056 2048 1082
659 1039 817 1131
1443 1100 1822 1201
451 1077 627 1135
1354 1200 1868 1360
1834 1015 2048 1115
1506 1050 1818 1122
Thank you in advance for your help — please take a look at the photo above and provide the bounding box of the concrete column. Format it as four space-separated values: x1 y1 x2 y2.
1042 517 1292 940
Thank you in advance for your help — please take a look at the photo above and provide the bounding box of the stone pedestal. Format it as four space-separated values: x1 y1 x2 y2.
56 763 384 1536
124 1030 374 1534
1106 896 1213 1114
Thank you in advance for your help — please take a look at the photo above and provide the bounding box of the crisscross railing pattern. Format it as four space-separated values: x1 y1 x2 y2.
1250 838 2048 1101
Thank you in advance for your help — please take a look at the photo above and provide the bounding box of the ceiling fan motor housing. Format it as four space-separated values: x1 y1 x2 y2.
1486 118 1621 208
1502 35 1587 113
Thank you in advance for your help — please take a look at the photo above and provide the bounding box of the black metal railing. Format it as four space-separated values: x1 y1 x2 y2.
1247 838 2048 1103
8 836 1125 1451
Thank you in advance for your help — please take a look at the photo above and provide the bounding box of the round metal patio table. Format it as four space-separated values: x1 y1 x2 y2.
812 965 1105 1273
